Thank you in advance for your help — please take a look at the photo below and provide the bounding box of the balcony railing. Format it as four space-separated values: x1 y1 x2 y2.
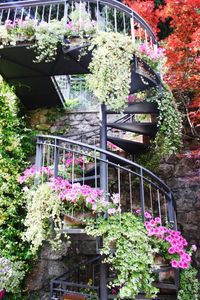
35 135 177 227
0 0 158 49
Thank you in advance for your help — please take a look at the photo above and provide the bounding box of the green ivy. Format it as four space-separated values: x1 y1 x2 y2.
153 86 183 155
178 267 200 300
86 31 133 111
86 213 158 299
0 78 34 295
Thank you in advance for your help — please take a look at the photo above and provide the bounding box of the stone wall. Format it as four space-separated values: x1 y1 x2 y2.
158 152 200 271
28 107 100 138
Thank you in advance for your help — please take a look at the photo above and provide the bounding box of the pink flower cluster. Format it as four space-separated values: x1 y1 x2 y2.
48 177 121 215
18 165 53 184
65 19 97 36
0 290 5 299
5 18 37 30
49 177 71 191
65 153 84 168
138 43 165 61
19 165 121 215
144 213 191 269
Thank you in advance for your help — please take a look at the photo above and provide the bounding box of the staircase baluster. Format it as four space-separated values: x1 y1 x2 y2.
130 15 135 45
20 7 24 21
163 195 168 224
150 36 153 49
41 5 45 21
106 159 109 200
140 168 145 221
64 2 69 26
79 0 82 32
145 29 148 45
138 23 142 44
105 5 108 32
87 1 90 14
95 150 97 188
62 148 66 179
35 136 44 185
82 151 85 185
41 142 46 184
53 139 59 178
13 8 17 23
27 6 31 19
117 166 121 220
96 0 99 30
123 12 126 34
71 151 75 184
149 184 153 217
129 171 133 213
167 192 176 229
48 4 52 23
47 141 51 169
0 10 3 24
114 8 117 32
34 6 38 20
157 189 162 225
56 4 59 20
6 8 10 21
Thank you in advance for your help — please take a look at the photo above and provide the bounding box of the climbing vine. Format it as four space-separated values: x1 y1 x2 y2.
0 77 34 298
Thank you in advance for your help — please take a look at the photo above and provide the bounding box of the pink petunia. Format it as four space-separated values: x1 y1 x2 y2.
171 260 179 268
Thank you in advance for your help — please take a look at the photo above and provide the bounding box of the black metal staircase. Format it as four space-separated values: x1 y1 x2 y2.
0 1 179 299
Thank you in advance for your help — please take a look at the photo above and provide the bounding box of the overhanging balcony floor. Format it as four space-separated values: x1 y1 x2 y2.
0 43 160 108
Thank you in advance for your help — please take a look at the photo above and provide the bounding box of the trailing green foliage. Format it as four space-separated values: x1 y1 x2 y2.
178 267 200 300
86 213 158 299
22 183 65 254
0 78 34 295
153 86 183 155
86 32 133 111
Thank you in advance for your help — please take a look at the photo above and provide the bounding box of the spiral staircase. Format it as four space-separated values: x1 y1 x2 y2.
0 1 178 299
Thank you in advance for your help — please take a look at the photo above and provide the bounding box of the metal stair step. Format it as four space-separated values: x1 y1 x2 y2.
107 136 148 155
124 101 159 114
107 122 158 137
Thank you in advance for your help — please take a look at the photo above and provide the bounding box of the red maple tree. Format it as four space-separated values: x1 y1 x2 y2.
124 0 200 131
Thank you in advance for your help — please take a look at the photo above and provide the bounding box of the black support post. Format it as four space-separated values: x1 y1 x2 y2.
35 136 44 185
99 103 108 300
100 103 107 191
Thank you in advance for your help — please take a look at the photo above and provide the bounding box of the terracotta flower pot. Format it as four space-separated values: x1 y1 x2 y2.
154 254 175 283
62 212 94 229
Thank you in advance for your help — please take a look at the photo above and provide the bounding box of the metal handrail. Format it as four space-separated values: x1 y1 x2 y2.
36 135 176 223
0 0 158 45
37 134 168 190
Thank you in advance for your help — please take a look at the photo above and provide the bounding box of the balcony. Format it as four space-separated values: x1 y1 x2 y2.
0 0 161 108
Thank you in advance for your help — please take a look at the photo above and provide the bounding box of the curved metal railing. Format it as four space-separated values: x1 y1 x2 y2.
0 0 158 48
35 134 176 228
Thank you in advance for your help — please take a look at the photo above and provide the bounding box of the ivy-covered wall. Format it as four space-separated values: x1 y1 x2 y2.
0 78 34 298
